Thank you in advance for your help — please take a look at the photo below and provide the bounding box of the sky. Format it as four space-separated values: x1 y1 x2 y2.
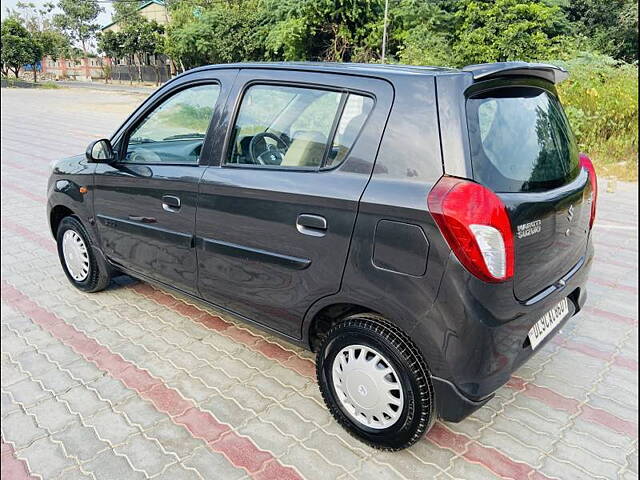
0 0 114 26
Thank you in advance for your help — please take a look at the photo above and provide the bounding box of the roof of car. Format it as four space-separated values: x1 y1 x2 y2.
184 61 568 84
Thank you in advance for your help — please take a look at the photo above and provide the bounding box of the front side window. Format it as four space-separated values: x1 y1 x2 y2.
123 84 220 164
226 84 372 169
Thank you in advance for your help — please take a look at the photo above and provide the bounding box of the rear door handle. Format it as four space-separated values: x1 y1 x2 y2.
296 214 327 237
162 195 181 212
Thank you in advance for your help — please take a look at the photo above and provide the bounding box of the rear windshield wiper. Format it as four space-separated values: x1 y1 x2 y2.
162 133 206 141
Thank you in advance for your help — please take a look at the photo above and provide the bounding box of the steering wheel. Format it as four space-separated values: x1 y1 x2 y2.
128 148 162 164
249 132 289 165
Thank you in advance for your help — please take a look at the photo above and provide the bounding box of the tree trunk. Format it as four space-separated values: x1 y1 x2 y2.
33 64 37 83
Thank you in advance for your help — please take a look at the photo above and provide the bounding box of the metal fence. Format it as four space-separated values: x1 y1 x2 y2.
111 64 172 84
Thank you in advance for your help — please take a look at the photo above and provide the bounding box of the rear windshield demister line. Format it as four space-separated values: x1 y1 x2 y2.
466 86 580 193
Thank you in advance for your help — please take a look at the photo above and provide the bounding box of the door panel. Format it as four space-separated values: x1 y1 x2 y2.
93 72 237 293
94 164 204 292
196 69 394 338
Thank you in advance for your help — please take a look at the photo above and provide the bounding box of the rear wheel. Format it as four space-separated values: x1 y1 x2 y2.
316 314 435 450
56 216 111 292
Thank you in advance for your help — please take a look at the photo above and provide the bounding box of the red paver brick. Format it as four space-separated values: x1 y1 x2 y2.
173 407 229 443
211 432 273 473
254 459 301 480
254 340 294 363
426 423 469 454
144 384 192 416
0 439 36 480
464 442 539 480
585 306 638 326
581 405 638 439
282 356 316 378
1 218 56 252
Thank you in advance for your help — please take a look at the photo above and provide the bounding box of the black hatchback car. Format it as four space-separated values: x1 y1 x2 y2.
47 61 596 450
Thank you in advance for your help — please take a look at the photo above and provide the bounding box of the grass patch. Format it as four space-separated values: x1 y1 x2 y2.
556 53 638 181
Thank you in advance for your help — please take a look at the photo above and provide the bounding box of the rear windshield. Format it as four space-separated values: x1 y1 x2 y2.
467 86 579 193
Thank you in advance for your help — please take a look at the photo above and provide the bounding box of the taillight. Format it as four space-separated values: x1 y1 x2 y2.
579 154 597 229
428 176 514 283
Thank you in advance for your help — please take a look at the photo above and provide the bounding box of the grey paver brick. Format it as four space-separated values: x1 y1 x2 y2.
87 375 135 406
17 436 77 478
117 396 167 430
86 408 140 444
0 391 20 417
280 443 346 480
144 418 206 460
200 393 256 427
351 458 406 480
1 409 47 449
83 448 146 480
113 433 177 477
236 416 296 457
553 440 622 478
4 377 52 406
60 386 107 419
28 396 76 433
303 428 369 473
223 383 275 414
261 403 315 441
153 461 203 480
446 456 503 480
181 445 246 480
539 453 595 480
53 423 110 462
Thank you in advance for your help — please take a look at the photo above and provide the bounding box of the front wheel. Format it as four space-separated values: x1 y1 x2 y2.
56 216 111 293
316 314 435 450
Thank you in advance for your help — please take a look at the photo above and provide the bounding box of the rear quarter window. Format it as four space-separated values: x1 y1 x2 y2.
466 86 580 193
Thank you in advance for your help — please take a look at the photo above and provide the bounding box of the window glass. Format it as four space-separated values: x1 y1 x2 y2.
227 84 343 168
123 84 220 164
467 87 579 193
326 94 374 167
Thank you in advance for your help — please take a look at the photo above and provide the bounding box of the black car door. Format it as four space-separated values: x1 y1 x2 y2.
93 69 237 293
195 69 393 338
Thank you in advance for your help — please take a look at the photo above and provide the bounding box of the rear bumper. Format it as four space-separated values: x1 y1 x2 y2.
428 239 593 421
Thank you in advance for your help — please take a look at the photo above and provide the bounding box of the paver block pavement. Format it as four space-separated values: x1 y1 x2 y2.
1 86 638 479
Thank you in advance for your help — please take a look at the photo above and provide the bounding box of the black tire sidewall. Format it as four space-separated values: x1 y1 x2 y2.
56 217 103 292
318 322 432 449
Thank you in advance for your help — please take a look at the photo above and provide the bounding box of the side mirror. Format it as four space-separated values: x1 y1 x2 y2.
86 139 115 163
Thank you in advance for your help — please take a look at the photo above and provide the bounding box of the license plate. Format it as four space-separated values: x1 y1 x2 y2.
528 298 569 350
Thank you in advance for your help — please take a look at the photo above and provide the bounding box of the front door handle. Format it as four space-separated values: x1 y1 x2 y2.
162 195 181 212
296 214 327 237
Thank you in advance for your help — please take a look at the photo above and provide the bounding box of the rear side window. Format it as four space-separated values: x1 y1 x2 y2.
226 84 372 169
467 87 579 193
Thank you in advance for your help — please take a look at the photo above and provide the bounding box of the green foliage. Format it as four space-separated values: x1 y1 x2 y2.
165 1 265 69
565 0 638 63
453 0 570 65
53 0 102 54
1 18 35 77
555 53 638 179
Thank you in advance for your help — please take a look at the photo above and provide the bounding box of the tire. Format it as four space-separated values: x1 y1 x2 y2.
56 216 111 293
316 313 435 450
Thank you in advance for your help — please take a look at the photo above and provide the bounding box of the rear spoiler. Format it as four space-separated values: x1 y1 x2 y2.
462 62 569 84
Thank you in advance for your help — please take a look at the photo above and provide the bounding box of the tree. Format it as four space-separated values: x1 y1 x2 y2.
53 0 102 57
97 29 123 83
1 18 34 78
452 0 571 65
564 0 638 62
165 1 265 70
